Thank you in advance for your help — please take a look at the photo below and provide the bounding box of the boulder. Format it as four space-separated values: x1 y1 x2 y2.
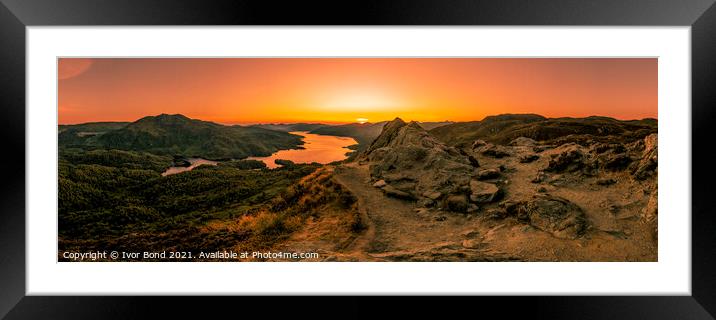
445 194 469 212
480 144 511 158
469 180 501 203
372 179 387 188
504 195 588 239
422 190 443 201
381 184 415 200
485 208 508 219
477 168 501 180
471 139 488 150
518 154 540 163
462 239 485 249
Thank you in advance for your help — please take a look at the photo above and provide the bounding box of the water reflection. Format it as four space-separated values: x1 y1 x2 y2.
247 131 357 168
162 158 218 176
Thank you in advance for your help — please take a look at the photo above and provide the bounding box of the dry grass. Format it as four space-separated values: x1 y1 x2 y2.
196 167 365 254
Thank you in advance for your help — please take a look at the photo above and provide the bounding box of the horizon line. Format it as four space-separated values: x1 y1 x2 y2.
57 113 658 126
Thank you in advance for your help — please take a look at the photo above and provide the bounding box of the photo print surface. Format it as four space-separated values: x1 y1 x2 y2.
58 58 658 262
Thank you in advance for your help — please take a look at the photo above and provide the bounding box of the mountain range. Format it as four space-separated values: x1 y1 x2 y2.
59 113 656 160
429 114 656 147
59 115 455 157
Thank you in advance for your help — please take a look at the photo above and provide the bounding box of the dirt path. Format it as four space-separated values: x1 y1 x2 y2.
332 163 520 261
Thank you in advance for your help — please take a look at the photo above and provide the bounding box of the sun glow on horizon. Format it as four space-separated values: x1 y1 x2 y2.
58 58 657 124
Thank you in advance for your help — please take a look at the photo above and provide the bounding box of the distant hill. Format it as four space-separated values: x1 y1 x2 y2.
250 123 328 132
309 122 387 148
59 121 130 133
429 114 656 147
417 121 454 130
59 114 304 160
58 122 130 146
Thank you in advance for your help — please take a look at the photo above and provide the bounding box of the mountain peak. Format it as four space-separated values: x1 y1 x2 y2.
136 113 191 123
359 117 480 210
155 113 190 120
389 117 405 125
481 113 546 123
362 117 408 154
405 121 424 131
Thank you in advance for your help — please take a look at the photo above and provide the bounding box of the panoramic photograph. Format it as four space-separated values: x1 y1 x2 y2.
57 58 658 262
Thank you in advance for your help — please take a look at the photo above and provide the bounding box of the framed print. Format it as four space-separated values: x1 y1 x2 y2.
1 0 716 319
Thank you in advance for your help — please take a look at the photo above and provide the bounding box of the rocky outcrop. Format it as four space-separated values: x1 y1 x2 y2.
518 154 539 163
363 118 408 154
632 133 657 180
509 137 537 146
598 152 632 170
642 190 657 223
643 189 658 239
504 195 588 239
542 134 656 180
545 143 585 172
360 118 500 212
478 144 511 158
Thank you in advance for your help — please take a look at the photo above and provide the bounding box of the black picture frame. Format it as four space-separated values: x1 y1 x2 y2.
1 0 714 319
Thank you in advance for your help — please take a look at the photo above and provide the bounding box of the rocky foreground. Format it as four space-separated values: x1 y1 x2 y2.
272 116 657 261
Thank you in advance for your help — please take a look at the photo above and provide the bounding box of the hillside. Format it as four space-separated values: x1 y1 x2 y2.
417 121 454 130
429 114 656 148
58 121 130 146
60 114 304 160
59 121 130 133
308 121 452 151
327 116 658 261
309 122 387 148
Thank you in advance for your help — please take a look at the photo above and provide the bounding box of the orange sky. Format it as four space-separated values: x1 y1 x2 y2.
58 58 657 125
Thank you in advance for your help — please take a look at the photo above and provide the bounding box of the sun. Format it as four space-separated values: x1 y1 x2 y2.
356 118 368 124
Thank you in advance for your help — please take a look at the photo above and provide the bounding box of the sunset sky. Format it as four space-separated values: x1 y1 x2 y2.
58 58 657 125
